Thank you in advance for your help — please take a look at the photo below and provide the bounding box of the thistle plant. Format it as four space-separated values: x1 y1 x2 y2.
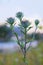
6 14 39 65
15 14 39 63
16 12 39 64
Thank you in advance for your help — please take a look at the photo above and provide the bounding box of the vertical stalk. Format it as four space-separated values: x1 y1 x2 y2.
24 28 27 62
10 24 13 31
20 19 23 42
33 26 37 40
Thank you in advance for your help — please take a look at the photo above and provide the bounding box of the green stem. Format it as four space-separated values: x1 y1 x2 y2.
10 24 14 31
27 26 37 51
24 28 27 62
33 26 37 40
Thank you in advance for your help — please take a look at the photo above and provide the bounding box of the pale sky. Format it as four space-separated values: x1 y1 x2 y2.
0 0 43 21
0 0 43 33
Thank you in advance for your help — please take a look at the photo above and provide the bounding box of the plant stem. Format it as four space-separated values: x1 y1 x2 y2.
24 28 27 62
33 26 37 40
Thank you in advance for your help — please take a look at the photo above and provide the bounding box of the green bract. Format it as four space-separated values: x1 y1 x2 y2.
7 17 14 25
35 19 39 26
21 20 31 28
16 12 24 20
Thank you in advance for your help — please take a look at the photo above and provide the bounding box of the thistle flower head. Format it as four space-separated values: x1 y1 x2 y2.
16 12 24 21
21 19 31 28
35 19 39 26
7 17 14 25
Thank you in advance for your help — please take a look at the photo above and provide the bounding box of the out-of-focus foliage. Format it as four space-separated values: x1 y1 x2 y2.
0 25 12 41
0 41 43 65
38 26 43 29
31 33 40 40
27 41 43 65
